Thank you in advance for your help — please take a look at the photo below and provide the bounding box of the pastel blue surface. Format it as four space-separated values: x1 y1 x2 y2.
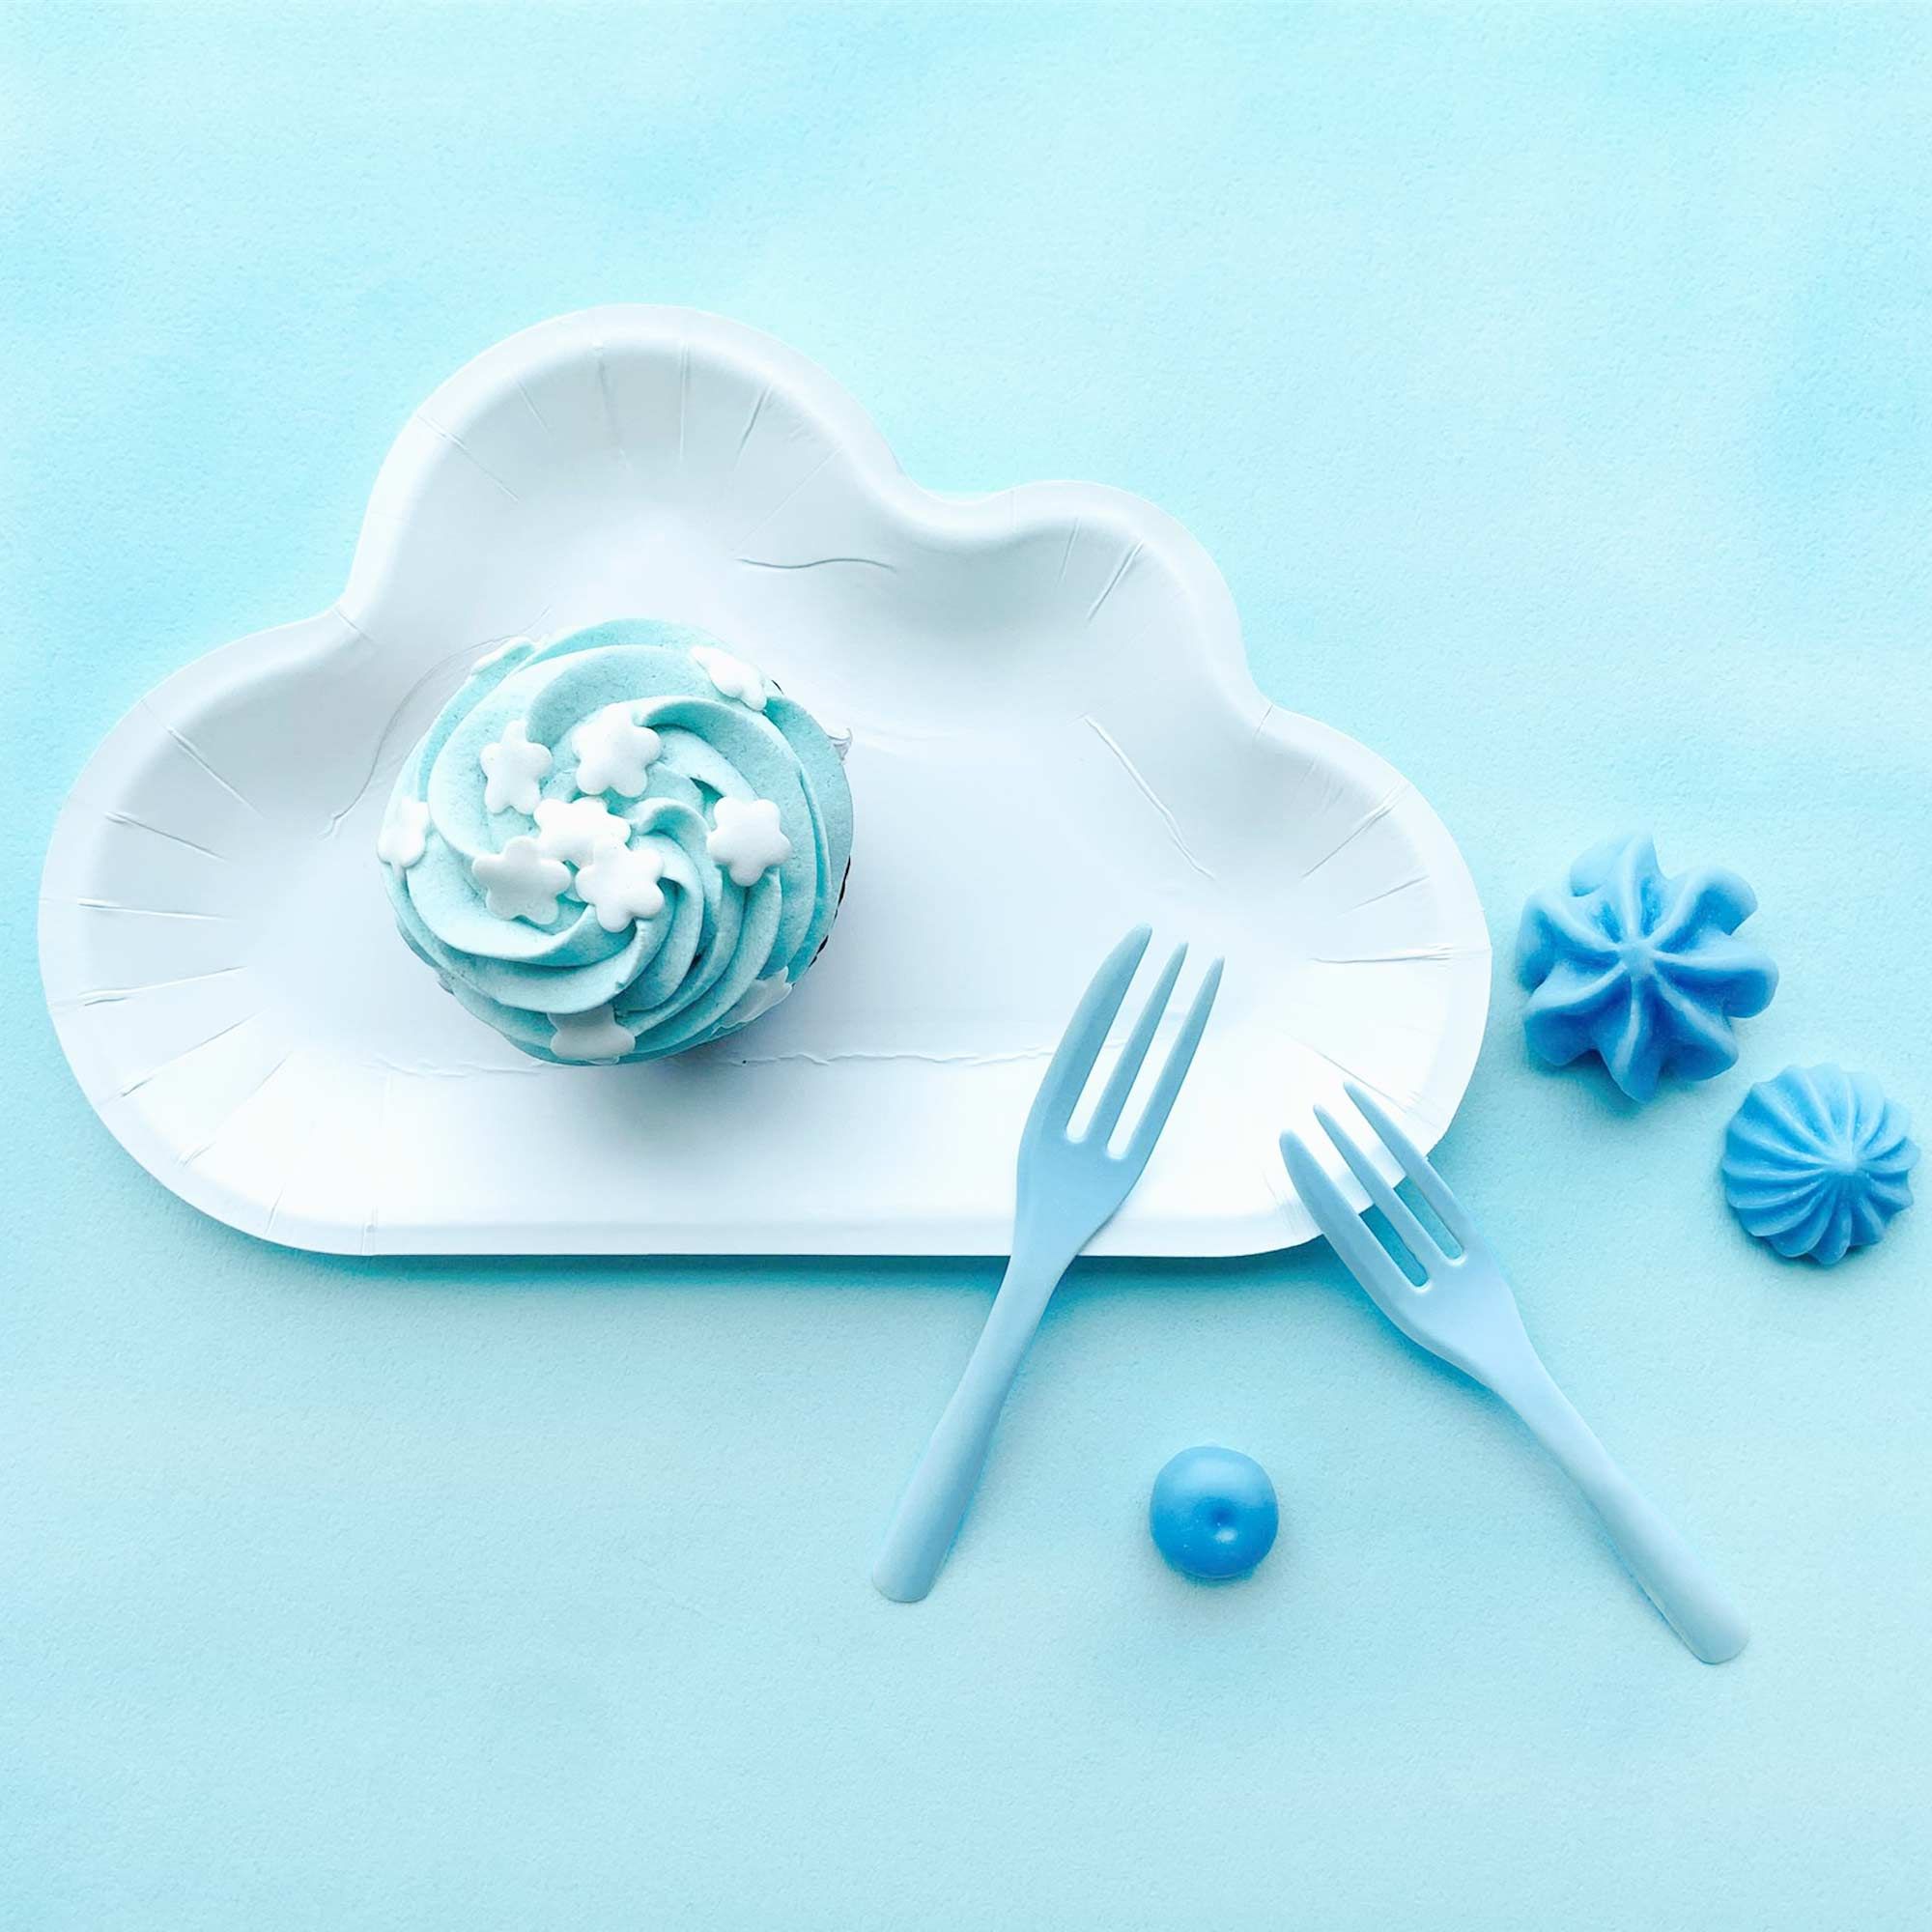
1150 1445 1280 1580
1519 832 1777 1101
1722 1065 1918 1264
4 8 1930 1930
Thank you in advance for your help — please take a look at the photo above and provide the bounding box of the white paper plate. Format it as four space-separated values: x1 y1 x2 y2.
39 306 1490 1257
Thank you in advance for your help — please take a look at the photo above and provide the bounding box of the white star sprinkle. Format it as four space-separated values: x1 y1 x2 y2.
723 973 791 1029
471 634 535 674
532 794 630 867
479 717 554 814
471 835 571 923
571 703 663 797
707 796 793 887
549 1005 637 1062
690 643 768 712
376 794 431 869
574 839 667 931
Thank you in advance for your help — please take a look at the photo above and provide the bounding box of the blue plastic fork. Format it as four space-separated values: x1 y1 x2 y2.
872 925 1223 1603
1281 1083 1748 1665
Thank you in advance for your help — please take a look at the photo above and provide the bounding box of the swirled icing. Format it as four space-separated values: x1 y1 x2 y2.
380 619 853 1063
1516 832 1776 1102
1722 1065 1917 1265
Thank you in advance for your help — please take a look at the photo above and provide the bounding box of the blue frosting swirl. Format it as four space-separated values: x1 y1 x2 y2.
378 619 853 1063
1516 832 1776 1102
1722 1065 1917 1265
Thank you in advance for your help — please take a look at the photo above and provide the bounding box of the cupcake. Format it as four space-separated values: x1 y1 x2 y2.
375 619 853 1063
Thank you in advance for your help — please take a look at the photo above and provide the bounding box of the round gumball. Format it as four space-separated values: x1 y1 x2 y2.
1150 1445 1279 1580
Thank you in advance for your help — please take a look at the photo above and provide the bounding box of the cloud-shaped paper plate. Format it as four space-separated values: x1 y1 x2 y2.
39 306 1489 1256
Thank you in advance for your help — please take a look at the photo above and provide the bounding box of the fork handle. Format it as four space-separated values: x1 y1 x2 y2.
1498 1359 1748 1664
871 1249 1065 1604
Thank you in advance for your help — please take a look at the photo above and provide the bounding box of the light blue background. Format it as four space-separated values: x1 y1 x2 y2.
5 7 1929 1928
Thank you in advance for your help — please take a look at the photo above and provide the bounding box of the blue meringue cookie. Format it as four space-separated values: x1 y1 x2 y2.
376 620 853 1064
1517 833 1776 1102
1722 1065 1917 1265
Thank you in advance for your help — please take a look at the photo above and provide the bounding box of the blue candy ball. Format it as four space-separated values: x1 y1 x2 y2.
1150 1446 1279 1580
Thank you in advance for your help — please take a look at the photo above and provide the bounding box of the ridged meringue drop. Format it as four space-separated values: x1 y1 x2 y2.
377 620 853 1064
1722 1065 1917 1266
1517 832 1776 1103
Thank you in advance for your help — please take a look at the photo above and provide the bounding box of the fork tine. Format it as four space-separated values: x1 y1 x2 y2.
1117 958 1223 1176
1342 1082 1476 1250
1029 925 1152 1136
1278 1129 1416 1307
1085 944 1186 1144
1313 1104 1443 1271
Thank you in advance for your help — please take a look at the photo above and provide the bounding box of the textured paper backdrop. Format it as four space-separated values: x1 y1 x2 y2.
4 7 1929 1929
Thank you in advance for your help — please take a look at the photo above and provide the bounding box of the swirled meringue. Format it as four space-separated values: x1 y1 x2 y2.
1517 832 1776 1102
1722 1065 1917 1265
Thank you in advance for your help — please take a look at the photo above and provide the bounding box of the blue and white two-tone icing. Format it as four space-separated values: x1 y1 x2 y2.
376 620 853 1064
